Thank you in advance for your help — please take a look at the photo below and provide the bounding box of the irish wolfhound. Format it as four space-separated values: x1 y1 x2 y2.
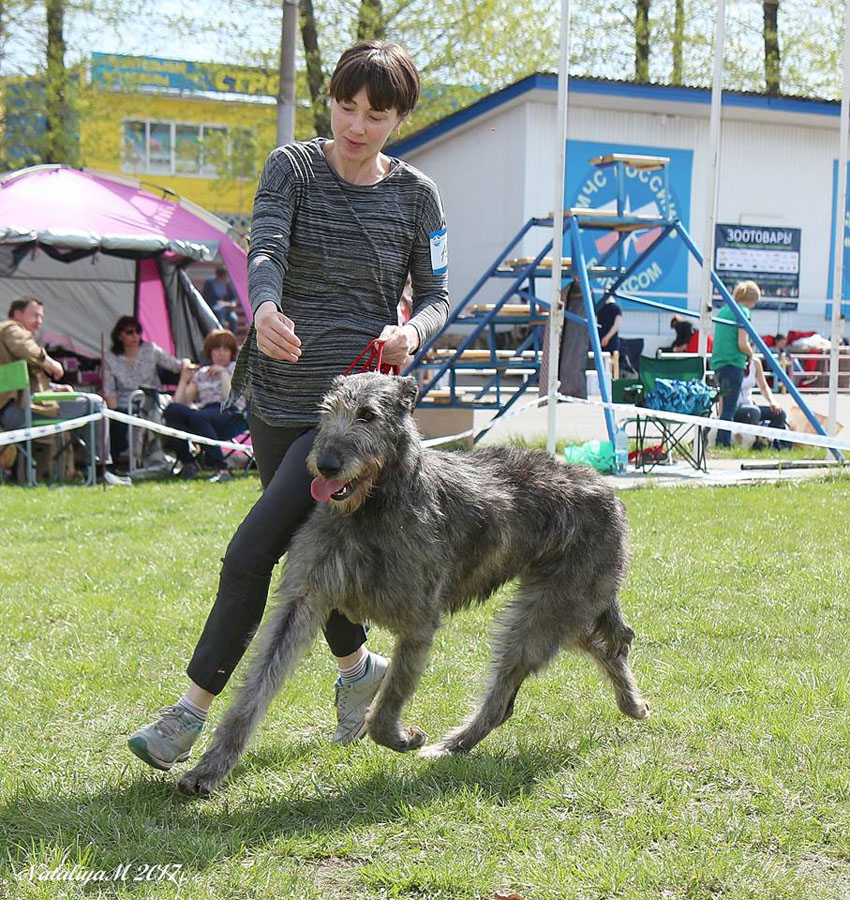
178 373 649 796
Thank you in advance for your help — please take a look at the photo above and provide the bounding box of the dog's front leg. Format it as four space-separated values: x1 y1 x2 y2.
178 590 326 797
366 629 435 752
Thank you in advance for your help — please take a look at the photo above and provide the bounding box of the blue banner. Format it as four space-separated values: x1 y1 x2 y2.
564 140 693 310
91 52 277 97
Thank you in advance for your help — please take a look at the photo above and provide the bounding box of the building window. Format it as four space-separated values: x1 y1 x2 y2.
121 120 250 177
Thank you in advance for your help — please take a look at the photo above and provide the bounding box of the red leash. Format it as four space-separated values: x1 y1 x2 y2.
342 339 400 376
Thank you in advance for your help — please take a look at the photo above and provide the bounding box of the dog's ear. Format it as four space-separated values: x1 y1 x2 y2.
397 376 419 413
330 375 347 393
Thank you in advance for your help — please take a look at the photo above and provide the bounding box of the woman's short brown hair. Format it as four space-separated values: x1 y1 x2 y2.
203 328 238 362
328 40 420 118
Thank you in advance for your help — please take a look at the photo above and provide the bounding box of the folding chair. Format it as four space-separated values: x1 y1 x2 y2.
634 354 709 473
0 359 97 485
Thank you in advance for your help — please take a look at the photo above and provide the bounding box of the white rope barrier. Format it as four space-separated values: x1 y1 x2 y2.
104 409 254 455
2 395 847 459
0 413 102 447
419 393 850 455
0 409 254 456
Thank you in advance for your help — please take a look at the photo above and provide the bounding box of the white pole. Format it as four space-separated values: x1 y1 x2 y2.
828 0 850 435
697 0 726 356
276 0 298 146
546 0 572 455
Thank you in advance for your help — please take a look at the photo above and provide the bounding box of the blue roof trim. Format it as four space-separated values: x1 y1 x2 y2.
389 74 840 156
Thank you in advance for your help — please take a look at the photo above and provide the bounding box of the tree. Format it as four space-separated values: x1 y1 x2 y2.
635 0 650 82
44 0 75 163
671 0 684 85
300 0 330 136
763 0 780 94
357 0 385 40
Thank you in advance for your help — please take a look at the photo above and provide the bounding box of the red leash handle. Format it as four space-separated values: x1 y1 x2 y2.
343 339 400 376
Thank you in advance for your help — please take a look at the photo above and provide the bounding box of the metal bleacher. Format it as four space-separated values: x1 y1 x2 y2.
406 151 840 460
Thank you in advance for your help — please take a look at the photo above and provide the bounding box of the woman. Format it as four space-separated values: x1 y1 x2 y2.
103 316 191 465
732 355 790 450
129 40 449 771
711 280 760 447
164 329 246 480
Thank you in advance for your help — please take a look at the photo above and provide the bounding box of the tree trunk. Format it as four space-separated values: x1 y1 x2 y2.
635 0 650 82
44 0 73 163
671 0 684 85
299 0 330 137
357 0 385 40
763 0 780 95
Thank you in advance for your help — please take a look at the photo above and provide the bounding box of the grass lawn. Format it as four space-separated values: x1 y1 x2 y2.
1 473 848 899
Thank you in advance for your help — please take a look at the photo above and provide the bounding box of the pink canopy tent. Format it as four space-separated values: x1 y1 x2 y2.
0 165 249 359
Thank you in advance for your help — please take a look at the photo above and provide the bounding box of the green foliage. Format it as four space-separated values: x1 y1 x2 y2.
0 473 848 898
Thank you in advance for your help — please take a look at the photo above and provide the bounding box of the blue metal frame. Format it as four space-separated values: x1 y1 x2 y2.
674 222 842 461
405 152 842 463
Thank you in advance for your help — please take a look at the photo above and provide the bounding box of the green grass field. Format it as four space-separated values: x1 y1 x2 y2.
1 473 848 899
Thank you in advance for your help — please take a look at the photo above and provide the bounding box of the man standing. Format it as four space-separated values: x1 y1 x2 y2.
202 267 239 333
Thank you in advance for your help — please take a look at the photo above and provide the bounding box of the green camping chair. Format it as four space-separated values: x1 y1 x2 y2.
0 359 98 485
634 354 710 472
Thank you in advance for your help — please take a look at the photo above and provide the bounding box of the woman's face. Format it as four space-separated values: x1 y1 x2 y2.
330 88 403 163
120 322 142 350
210 345 233 367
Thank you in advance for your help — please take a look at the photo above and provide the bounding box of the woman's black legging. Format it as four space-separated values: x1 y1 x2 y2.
186 415 367 695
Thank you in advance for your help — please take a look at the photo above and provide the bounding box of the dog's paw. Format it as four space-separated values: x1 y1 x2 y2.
177 767 218 798
369 723 428 753
620 696 651 720
402 725 428 751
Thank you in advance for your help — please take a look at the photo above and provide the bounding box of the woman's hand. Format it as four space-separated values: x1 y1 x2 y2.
255 301 301 363
105 395 118 410
377 324 418 367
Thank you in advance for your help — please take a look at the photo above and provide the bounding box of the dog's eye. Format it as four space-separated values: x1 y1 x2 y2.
356 408 377 422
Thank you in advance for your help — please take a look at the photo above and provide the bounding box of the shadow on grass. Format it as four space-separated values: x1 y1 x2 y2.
3 738 591 886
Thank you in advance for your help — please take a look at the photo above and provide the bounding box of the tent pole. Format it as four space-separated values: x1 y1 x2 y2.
697 0 726 358
829 0 850 435
546 0 572 455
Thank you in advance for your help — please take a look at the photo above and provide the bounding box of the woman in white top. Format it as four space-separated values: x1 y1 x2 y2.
163 329 247 478
732 356 790 449
103 315 192 463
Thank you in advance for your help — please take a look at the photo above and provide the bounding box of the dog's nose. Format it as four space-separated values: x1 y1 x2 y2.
317 454 342 478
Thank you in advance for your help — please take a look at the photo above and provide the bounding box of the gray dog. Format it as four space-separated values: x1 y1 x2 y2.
178 373 649 796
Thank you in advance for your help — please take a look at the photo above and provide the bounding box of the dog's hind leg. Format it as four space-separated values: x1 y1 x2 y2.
421 590 560 758
580 603 649 721
366 629 435 753
178 591 326 796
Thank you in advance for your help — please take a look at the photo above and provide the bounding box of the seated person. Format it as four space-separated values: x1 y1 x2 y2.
0 296 74 480
103 316 192 466
732 356 791 450
163 329 246 479
771 333 808 385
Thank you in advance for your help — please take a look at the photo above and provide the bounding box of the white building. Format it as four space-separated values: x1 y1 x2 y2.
391 75 849 353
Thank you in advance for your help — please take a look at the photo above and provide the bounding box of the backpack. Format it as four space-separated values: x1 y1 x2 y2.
644 378 716 415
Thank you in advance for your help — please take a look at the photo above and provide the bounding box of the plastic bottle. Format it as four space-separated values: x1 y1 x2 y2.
614 426 629 475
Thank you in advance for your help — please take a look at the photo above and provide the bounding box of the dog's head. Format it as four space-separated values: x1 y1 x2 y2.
307 373 419 514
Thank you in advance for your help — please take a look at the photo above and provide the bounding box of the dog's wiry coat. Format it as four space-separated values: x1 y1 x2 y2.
179 373 649 796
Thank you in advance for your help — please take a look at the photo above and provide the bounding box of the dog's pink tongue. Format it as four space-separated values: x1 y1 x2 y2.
310 476 348 503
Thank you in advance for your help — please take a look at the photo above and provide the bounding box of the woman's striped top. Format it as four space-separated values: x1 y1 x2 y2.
230 138 449 427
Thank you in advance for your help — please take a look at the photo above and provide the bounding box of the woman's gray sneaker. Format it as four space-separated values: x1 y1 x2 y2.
333 654 388 745
127 706 204 771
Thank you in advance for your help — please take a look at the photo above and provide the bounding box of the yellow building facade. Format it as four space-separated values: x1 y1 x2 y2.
79 53 313 229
